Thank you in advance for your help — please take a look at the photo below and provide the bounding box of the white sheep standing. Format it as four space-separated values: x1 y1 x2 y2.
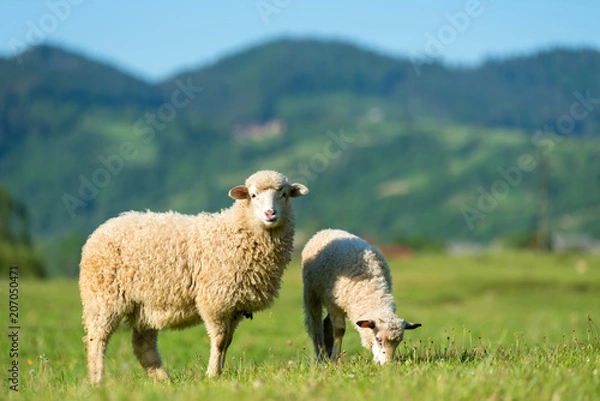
302 229 421 364
79 170 308 383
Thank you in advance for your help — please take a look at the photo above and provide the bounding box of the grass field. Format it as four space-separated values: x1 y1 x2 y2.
2 252 599 400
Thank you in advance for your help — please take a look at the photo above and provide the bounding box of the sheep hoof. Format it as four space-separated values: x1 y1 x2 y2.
147 368 171 383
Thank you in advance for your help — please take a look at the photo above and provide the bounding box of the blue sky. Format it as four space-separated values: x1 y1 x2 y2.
1 0 598 82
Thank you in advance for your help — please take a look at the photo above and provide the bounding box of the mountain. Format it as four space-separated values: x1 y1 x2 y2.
1 38 599 276
0 45 164 155
164 39 600 134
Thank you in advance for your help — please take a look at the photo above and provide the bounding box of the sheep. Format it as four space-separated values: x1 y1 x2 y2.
79 170 308 384
302 228 421 365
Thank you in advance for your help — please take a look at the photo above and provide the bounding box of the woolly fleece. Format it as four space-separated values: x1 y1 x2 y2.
79 170 308 383
302 228 419 364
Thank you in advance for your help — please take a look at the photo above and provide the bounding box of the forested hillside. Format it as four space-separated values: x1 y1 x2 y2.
1 38 598 276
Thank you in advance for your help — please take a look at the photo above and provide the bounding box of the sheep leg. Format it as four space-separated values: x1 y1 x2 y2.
304 292 326 360
205 320 237 377
83 310 122 384
85 332 109 384
132 329 170 382
323 314 334 358
328 310 346 361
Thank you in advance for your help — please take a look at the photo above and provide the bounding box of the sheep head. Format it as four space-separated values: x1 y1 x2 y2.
356 317 421 364
229 170 309 229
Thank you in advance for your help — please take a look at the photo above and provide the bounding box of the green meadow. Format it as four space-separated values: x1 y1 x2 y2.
2 252 599 400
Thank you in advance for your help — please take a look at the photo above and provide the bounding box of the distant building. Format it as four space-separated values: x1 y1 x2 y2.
377 244 413 259
233 119 286 141
552 232 600 253
445 241 488 255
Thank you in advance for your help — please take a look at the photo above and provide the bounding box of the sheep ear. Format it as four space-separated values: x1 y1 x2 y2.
229 185 249 200
289 183 309 198
356 320 376 329
402 321 422 330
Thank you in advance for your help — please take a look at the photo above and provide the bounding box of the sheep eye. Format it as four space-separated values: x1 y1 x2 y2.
251 193 257 199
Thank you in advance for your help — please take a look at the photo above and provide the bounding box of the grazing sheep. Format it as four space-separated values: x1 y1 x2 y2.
302 229 421 365
79 170 308 384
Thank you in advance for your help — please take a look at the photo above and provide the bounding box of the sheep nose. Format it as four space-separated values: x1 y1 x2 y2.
264 209 276 219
